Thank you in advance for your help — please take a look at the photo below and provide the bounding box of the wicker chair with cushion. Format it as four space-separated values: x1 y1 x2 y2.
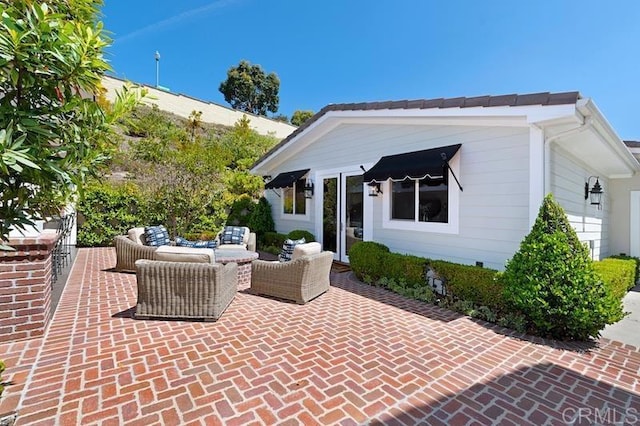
134 259 238 321
215 226 257 252
250 242 333 304
114 227 159 272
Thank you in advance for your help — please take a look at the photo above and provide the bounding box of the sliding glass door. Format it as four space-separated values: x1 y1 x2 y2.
321 173 363 262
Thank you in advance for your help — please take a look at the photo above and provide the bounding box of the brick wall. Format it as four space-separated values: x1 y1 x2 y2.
0 233 57 343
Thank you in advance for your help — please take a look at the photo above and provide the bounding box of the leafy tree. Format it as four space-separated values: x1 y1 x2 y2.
502 194 622 340
218 60 280 116
218 116 279 170
0 0 142 248
291 110 314 127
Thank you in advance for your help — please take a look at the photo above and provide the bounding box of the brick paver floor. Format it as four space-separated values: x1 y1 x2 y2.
1 247 639 425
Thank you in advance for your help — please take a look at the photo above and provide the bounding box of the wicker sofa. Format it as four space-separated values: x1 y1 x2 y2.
250 242 333 304
134 259 238 321
114 227 256 272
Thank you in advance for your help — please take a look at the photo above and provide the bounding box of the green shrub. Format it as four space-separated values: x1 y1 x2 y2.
263 232 287 248
594 258 636 302
469 306 497 323
77 182 147 247
248 197 275 243
608 254 640 286
378 277 436 303
226 195 255 226
287 229 316 242
348 241 391 283
382 253 426 287
502 194 622 340
430 260 504 311
497 312 528 333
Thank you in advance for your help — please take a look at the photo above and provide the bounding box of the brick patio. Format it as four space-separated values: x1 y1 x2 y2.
1 247 639 425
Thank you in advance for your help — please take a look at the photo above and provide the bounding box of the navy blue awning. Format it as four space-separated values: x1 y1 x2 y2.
363 144 461 182
264 169 309 189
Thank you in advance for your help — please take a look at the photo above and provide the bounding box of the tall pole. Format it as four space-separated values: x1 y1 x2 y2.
155 51 160 88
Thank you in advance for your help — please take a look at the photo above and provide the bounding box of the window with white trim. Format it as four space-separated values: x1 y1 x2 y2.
391 177 448 223
283 178 306 215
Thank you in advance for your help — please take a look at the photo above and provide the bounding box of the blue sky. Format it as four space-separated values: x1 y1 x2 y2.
102 1 640 138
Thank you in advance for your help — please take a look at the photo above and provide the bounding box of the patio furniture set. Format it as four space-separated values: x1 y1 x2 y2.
114 226 333 321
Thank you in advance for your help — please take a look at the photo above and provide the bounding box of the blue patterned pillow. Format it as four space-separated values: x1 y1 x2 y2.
220 226 246 245
279 238 306 262
144 225 170 247
175 236 217 249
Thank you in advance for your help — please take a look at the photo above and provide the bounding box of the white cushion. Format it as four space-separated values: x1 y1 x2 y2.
154 246 215 264
241 227 250 245
216 244 247 251
292 242 322 261
128 227 146 245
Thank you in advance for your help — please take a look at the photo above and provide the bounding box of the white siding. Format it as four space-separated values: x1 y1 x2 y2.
263 189 316 237
608 175 640 256
549 145 609 260
268 123 532 269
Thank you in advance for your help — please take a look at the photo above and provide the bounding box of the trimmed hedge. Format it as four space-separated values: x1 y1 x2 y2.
382 252 426 287
608 254 640 286
429 260 504 311
594 258 636 301
349 242 501 308
348 241 391 283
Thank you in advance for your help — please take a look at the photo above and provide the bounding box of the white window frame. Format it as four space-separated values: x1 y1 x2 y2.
382 154 460 234
281 179 311 221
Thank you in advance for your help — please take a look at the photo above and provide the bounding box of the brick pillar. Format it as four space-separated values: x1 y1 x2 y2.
0 233 57 343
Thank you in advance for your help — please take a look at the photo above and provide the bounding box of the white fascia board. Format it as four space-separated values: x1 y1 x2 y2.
577 99 640 173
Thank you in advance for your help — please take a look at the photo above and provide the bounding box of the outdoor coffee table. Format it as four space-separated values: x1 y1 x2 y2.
214 249 259 288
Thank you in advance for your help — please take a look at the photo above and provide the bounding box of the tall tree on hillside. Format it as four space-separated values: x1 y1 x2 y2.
218 60 280 116
0 0 142 248
291 110 314 126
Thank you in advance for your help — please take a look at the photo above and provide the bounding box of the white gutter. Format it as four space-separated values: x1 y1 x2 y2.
576 98 640 174
542 116 592 195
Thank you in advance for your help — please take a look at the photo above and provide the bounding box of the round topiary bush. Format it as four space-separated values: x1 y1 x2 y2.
502 194 621 340
287 229 315 242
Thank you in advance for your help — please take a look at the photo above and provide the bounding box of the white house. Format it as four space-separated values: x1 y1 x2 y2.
250 92 640 270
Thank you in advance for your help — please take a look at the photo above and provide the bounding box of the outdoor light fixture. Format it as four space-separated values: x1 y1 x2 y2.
304 181 314 199
368 182 382 197
585 176 603 209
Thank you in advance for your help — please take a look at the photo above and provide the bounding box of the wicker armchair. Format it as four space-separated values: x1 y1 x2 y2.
114 235 158 272
250 246 333 304
135 260 238 321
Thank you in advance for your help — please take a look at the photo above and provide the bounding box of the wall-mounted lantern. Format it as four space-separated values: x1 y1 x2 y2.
585 176 603 209
304 181 314 199
368 182 382 197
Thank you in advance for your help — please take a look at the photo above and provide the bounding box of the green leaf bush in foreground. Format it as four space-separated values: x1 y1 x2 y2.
502 194 622 340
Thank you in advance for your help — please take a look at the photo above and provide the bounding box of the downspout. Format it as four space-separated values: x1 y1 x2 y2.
542 116 593 195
